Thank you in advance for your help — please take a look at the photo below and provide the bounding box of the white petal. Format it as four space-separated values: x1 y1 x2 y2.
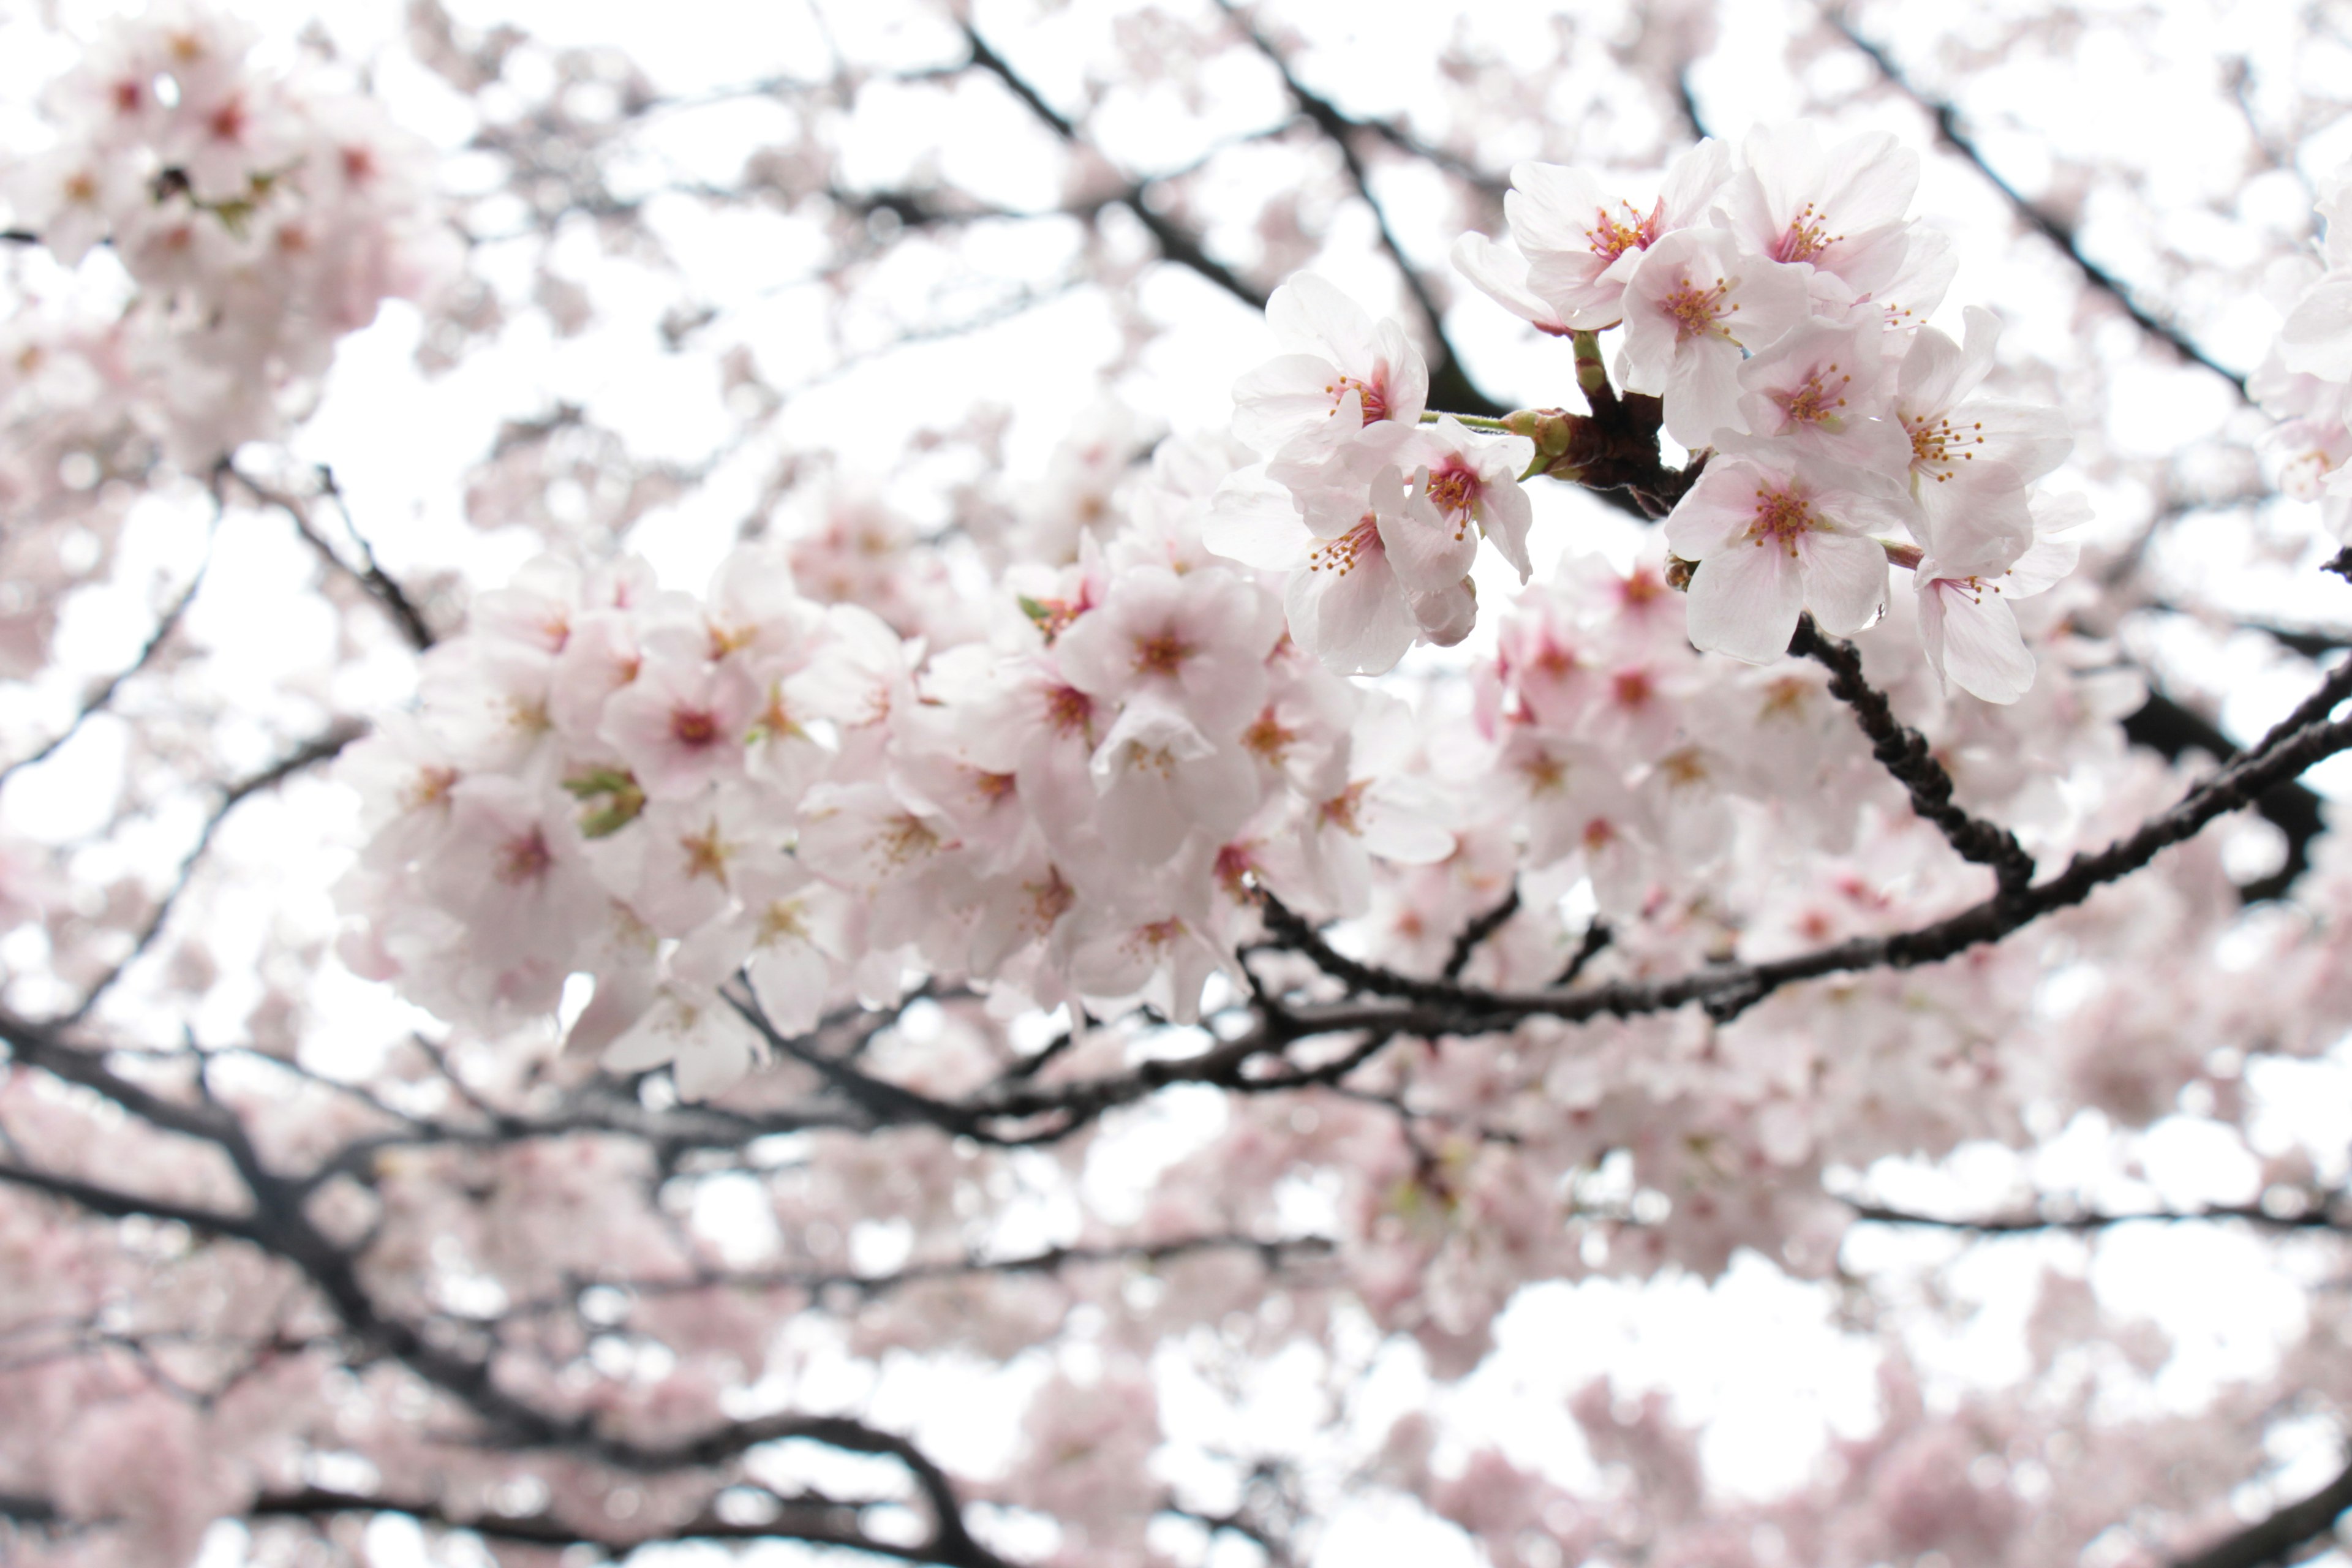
1937 585 2035 703
1797 532 1888 635
1686 540 1805 663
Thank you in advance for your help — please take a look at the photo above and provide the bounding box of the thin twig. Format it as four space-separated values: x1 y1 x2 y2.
1828 10 2248 397
0 551 211 787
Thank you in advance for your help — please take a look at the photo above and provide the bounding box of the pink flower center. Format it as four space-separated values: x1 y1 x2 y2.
497 826 554 887
1425 461 1480 540
670 707 720 748
1319 780 1369 835
1325 374 1390 424
1771 202 1843 265
1660 274 1737 343
1044 684 1094 737
1306 515 1382 578
1132 631 1193 677
1774 363 1851 428
1243 706 1296 764
1906 413 1985 479
1584 201 1659 262
1024 867 1074 933
1746 484 1820 554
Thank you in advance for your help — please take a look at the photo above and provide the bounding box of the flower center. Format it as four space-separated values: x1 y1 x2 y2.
876 813 940 867
1660 274 1738 344
1906 413 1985 480
1044 684 1094 738
670 707 720 748
1585 200 1658 262
1318 780 1370 836
1024 867 1074 933
1772 202 1844 265
1746 484 1820 554
1132 631 1193 678
1306 515 1382 577
1774 363 1850 429
681 822 731 883
1324 373 1389 424
497 826 554 887
1243 706 1295 764
1425 462 1480 540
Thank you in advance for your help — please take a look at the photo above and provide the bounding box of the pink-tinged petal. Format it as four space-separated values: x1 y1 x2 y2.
1374 319 1430 424
1270 273 1381 368
2280 275 2352 380
1203 470 1314 570
1966 399 2074 484
1411 577 1478 646
1686 537 1805 663
1664 458 1771 559
1934 582 2035 703
1232 353 1352 452
1377 491 1477 596
1896 322 1966 413
1796 531 1888 635
1662 337 1748 448
1289 549 1415 676
1655 138 1730 225
1450 232 1570 333
1479 467 1536 579
1818 134 1916 231
1506 161 1614 254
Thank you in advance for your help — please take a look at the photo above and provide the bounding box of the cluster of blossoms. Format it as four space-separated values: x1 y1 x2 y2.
341 443 1467 1096
1226 125 2078 702
2 2 456 463
0 4 458 679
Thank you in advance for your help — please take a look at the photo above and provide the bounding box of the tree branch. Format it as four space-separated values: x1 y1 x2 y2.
2170 1456 2352 1568
1213 0 1504 416
1789 615 2037 896
67 723 366 1025
1828 9 2248 397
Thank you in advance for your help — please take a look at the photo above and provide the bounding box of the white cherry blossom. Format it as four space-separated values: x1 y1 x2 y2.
1664 453 1909 662
1617 227 1811 448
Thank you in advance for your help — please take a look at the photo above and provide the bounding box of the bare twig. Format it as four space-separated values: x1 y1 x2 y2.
1828 10 2248 397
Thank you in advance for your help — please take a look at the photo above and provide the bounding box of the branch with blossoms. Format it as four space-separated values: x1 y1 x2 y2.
13 5 2352 1564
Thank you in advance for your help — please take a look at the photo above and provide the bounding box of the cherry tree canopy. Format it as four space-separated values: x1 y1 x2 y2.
5 2 2352 1566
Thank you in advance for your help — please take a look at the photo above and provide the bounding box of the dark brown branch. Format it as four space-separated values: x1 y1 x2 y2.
1213 0 1503 417
67 723 366 1025
2171 1457 2352 1568
0 1161 262 1242
1553 920 1613 987
1849 1200 2350 1235
508 1234 1337 1319
1828 10 2248 397
2123 690 2326 901
1442 888 1521 980
1232 666 2352 1039
0 553 209 787
958 22 1267 313
219 462 437 651
1789 616 2037 896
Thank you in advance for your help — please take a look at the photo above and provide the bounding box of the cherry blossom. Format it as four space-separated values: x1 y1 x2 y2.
1664 451 1909 661
1616 226 1812 447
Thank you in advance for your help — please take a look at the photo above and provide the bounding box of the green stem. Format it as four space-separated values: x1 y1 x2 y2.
1570 330 1611 400
1419 411 1515 432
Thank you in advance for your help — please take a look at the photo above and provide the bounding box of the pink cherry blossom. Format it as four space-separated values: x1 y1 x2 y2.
1664 451 1909 661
